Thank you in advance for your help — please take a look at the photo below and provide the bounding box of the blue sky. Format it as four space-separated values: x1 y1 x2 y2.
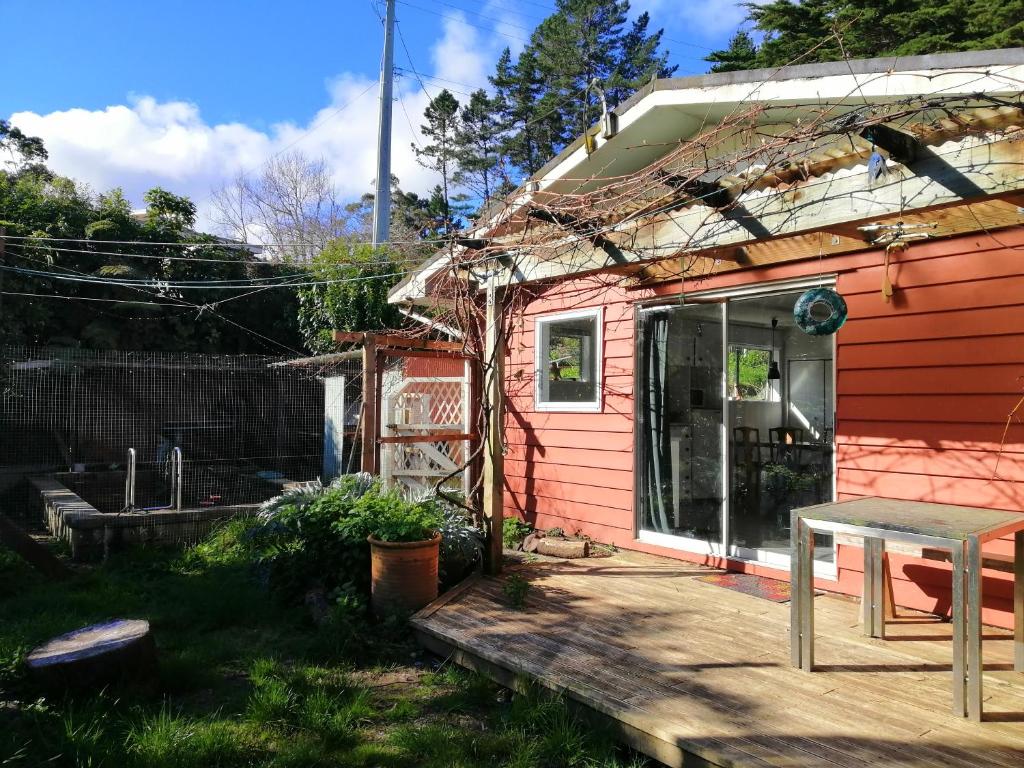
2 0 748 230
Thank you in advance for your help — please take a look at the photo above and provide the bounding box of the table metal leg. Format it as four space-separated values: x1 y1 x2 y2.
863 537 876 637
967 535 983 722
952 541 966 718
790 510 802 668
1015 531 1024 672
863 537 886 639
799 519 815 672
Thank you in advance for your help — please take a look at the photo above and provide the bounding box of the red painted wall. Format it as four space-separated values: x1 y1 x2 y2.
502 227 1024 628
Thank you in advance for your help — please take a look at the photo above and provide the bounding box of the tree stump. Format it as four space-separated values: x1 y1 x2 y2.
26 619 157 690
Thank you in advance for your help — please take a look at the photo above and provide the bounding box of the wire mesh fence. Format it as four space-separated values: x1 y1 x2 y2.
0 346 362 552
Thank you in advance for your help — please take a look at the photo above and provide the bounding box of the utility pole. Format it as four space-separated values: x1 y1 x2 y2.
372 0 396 248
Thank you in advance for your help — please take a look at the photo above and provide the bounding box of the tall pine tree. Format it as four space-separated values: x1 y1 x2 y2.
412 89 462 233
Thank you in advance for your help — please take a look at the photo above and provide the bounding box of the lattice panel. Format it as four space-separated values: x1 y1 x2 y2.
381 359 470 500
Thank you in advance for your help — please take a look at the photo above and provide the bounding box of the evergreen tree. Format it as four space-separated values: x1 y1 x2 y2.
481 0 674 186
527 0 676 150
490 48 552 179
453 89 504 212
707 0 1023 72
412 90 462 234
705 30 759 73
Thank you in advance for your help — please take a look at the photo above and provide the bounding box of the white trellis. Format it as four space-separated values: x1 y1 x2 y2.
380 364 472 500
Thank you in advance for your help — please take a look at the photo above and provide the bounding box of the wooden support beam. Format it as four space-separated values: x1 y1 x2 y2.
333 330 465 353
482 279 505 575
0 514 70 580
360 336 378 474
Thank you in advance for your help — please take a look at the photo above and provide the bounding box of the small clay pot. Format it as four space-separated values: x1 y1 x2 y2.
368 532 440 617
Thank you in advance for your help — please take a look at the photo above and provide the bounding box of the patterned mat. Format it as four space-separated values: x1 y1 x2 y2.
695 572 794 602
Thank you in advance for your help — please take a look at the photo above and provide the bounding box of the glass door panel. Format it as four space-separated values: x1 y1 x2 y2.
726 293 835 565
638 304 724 545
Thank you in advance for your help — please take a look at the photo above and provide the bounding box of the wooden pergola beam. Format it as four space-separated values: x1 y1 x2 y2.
332 330 464 353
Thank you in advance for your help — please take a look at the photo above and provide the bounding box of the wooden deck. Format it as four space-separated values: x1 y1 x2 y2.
412 551 1024 767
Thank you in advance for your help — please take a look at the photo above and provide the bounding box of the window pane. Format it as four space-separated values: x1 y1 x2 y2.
728 346 771 401
539 315 597 405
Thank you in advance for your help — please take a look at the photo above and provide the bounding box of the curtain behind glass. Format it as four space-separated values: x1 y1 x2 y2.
641 311 671 532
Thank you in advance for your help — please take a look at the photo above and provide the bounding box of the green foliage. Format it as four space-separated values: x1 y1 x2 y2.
438 506 484 588
296 241 404 354
503 574 531 610
349 487 444 543
227 475 472 602
0 161 303 353
763 462 818 496
503 517 534 550
0 537 649 768
488 0 675 182
706 0 1024 72
413 90 465 232
727 347 770 400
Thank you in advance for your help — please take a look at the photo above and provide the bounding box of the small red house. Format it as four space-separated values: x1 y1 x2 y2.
392 49 1024 628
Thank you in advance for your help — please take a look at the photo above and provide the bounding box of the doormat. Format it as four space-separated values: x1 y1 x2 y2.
695 572 799 603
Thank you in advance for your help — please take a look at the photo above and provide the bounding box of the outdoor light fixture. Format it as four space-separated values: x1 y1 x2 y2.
768 317 781 381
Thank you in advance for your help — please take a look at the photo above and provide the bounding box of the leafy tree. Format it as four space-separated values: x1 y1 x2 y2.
706 0 1024 72
0 160 304 353
413 90 463 234
0 119 47 168
296 242 404 354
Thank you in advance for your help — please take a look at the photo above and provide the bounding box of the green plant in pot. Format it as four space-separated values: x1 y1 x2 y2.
344 486 445 618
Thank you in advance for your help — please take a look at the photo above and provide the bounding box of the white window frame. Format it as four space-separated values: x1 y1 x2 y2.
534 307 603 413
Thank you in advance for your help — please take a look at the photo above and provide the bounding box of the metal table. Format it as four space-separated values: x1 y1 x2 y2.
790 497 1024 720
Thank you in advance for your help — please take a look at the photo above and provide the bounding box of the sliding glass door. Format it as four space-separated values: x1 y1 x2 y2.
637 304 724 549
637 291 836 569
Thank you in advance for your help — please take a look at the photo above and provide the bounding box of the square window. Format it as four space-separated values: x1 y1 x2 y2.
535 309 601 411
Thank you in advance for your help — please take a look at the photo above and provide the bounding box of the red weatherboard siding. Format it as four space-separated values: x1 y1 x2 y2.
502 226 1024 629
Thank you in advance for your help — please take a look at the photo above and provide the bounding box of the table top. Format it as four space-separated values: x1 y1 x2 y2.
795 496 1024 541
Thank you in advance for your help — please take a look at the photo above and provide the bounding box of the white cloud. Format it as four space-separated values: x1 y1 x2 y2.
633 0 750 40
7 13 504 233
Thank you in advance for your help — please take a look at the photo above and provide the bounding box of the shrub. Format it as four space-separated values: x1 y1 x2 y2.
438 505 484 589
503 517 533 550
233 474 481 603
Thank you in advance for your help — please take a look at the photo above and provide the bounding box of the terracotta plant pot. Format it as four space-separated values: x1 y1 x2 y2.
368 532 440 617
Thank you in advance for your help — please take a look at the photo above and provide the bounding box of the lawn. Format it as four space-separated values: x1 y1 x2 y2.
0 530 650 768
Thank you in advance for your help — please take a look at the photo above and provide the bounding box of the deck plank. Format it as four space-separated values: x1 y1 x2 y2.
413 552 1024 767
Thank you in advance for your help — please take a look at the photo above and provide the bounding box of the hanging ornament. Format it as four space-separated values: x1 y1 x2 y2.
882 240 907 303
793 287 848 336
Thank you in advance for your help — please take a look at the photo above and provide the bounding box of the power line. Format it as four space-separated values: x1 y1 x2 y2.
0 232 451 249
4 240 432 274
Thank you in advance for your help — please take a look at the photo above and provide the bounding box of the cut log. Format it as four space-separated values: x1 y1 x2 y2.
521 532 544 553
26 619 157 690
536 538 589 559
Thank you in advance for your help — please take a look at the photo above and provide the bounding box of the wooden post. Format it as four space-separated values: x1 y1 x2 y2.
361 335 379 474
482 280 505 574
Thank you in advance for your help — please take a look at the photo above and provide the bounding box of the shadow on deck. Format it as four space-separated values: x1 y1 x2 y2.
411 550 1024 767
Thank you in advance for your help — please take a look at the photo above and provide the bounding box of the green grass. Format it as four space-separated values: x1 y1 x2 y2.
0 524 650 768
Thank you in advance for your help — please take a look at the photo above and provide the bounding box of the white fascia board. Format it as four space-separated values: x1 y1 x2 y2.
535 64 1024 195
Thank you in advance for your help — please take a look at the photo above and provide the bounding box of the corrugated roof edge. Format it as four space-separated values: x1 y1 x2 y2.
388 47 1024 303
